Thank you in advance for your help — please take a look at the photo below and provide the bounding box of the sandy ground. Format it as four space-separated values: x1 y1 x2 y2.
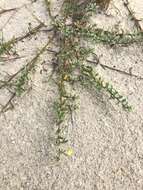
0 0 143 189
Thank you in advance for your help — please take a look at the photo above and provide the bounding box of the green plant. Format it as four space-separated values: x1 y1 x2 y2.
1 0 142 160
0 24 43 57
0 32 15 56
0 37 52 113
44 0 136 159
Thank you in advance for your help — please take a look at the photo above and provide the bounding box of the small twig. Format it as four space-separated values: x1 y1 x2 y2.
0 3 32 16
3 23 44 45
0 37 51 89
0 35 54 89
0 93 16 113
44 0 55 21
0 11 17 30
87 59 143 80
0 4 33 30
14 23 44 43
0 8 17 15
46 48 58 54
25 5 47 27
40 28 54 32
0 68 22 90
0 56 25 62
0 35 54 113
123 0 142 31
0 23 44 57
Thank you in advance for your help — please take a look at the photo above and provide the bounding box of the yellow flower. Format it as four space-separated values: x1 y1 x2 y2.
65 148 74 156
63 75 68 81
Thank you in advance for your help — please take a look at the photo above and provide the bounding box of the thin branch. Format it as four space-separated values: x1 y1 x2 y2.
87 59 143 80
0 8 17 15
123 0 142 31
0 23 44 57
0 35 54 89
0 35 54 113
0 93 16 113
0 11 17 30
0 56 25 62
42 48 143 80
14 23 44 43
44 0 55 21
0 3 33 16
40 28 54 32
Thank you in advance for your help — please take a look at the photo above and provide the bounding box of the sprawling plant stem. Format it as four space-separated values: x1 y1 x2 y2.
45 0 132 160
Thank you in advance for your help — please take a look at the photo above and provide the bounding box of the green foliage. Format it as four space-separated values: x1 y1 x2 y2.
0 0 134 160
0 37 15 56
15 68 29 96
77 27 143 45
79 65 132 111
54 21 143 45
0 24 43 57
62 1 96 19
45 0 134 159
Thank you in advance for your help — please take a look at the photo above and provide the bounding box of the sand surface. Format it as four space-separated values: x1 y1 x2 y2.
0 0 143 189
